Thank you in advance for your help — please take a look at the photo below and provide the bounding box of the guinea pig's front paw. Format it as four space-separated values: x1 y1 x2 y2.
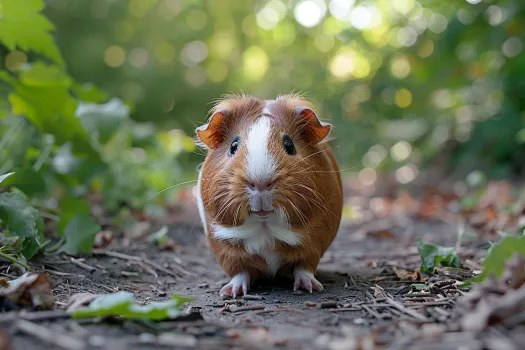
293 268 324 293
220 272 250 298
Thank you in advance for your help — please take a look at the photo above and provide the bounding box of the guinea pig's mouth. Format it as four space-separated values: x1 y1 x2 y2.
249 210 274 218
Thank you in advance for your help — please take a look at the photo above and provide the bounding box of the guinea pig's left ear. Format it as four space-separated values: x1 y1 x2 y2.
294 107 332 144
195 110 227 149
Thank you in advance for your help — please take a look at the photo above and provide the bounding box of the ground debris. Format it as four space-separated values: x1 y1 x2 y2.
460 253 525 332
0 272 54 310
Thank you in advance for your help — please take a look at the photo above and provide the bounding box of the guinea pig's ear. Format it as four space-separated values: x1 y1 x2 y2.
294 107 331 145
195 110 227 149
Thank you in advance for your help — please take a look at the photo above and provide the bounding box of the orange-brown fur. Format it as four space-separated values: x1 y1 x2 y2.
197 93 343 283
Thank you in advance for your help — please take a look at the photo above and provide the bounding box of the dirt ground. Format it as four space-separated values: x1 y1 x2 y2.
0 190 505 350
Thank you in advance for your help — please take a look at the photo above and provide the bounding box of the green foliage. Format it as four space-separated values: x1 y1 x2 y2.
0 0 194 266
0 0 63 65
0 63 99 159
0 172 15 184
0 191 46 261
58 213 100 255
417 239 461 274
475 234 525 283
71 291 194 321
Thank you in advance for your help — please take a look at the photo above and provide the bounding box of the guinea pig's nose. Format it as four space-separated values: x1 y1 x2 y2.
247 180 274 192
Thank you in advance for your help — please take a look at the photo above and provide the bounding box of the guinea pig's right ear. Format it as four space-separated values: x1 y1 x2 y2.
195 111 227 149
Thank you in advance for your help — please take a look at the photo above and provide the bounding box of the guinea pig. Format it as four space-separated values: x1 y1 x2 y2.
194 93 343 297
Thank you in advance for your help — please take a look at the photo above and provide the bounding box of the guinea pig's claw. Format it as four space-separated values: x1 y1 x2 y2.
293 268 324 293
220 272 250 298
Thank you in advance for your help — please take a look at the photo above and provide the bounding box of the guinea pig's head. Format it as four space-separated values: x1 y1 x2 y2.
195 94 332 229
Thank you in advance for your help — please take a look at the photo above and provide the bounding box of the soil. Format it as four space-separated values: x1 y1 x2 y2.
1 200 494 350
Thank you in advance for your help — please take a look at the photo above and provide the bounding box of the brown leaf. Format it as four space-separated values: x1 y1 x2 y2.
0 273 54 310
459 254 525 331
94 230 115 248
373 284 388 299
393 267 422 281
367 229 396 240
66 292 98 312
0 329 12 350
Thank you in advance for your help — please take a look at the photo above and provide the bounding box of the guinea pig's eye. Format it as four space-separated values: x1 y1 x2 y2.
282 135 296 155
229 136 240 156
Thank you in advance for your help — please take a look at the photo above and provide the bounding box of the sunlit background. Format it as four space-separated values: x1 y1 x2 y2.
1 0 524 210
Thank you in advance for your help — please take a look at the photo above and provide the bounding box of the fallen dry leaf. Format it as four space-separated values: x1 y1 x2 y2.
66 292 99 312
393 267 422 282
460 254 525 332
0 273 54 310
0 329 12 350
226 326 287 346
367 229 396 240
94 230 115 248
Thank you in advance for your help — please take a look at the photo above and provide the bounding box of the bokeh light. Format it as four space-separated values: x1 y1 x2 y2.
294 0 326 28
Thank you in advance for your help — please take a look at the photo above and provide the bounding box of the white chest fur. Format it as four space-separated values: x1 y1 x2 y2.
211 210 302 276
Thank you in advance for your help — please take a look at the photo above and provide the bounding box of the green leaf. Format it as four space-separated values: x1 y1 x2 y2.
58 213 100 255
71 291 194 320
417 239 460 274
474 235 525 283
411 283 427 290
0 192 44 239
76 98 130 144
0 63 100 160
0 0 64 65
149 226 168 246
58 196 90 236
0 170 47 196
0 172 15 184
0 192 45 259
72 83 108 103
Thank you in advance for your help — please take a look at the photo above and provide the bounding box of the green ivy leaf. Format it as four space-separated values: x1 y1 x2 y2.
0 0 64 65
58 213 100 255
71 291 194 320
0 63 100 160
0 172 15 184
474 235 525 283
0 192 45 259
417 239 460 274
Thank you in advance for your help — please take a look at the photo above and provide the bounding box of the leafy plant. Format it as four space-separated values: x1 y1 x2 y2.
71 291 194 321
417 239 461 274
474 234 525 283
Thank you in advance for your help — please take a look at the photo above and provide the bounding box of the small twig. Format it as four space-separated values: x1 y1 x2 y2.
242 295 265 301
91 249 141 261
230 305 266 313
0 310 70 325
362 304 387 319
16 319 86 350
70 258 96 273
45 270 85 278
329 307 362 312
254 307 304 315
142 258 179 279
386 297 427 321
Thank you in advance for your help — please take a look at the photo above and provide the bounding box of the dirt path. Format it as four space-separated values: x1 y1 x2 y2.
4 205 488 350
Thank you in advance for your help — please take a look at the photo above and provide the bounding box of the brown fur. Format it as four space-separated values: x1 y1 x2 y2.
197 93 343 282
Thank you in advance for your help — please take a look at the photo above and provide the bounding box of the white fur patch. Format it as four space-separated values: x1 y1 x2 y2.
196 169 207 235
212 209 302 276
246 116 275 185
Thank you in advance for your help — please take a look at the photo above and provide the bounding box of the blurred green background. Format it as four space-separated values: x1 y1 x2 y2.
1 0 525 211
